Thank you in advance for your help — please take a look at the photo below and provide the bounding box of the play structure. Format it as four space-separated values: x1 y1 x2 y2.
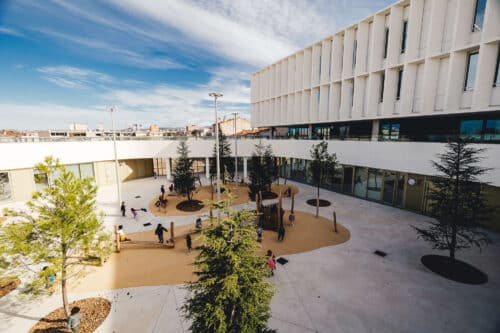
255 190 284 231
114 222 175 252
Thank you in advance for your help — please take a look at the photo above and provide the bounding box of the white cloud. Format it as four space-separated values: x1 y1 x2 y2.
108 0 299 67
0 26 24 37
37 65 112 89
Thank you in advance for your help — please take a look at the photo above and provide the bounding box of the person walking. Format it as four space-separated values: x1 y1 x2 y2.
288 212 295 227
155 223 168 243
67 306 81 333
277 223 285 241
266 249 276 276
186 234 192 255
256 225 263 242
131 208 137 219
120 201 126 217
160 185 165 197
195 217 202 230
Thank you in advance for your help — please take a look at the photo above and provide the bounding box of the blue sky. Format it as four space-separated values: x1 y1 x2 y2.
0 0 391 130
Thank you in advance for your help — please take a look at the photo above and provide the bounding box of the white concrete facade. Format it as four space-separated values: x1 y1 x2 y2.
250 0 500 127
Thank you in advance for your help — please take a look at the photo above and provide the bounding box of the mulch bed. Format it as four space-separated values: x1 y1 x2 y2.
176 200 205 212
250 191 278 201
0 277 20 299
29 297 110 333
421 255 488 285
306 199 331 207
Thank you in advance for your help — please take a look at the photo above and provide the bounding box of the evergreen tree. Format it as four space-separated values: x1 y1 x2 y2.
248 144 276 200
414 138 491 260
173 140 196 201
182 206 274 333
263 145 278 192
248 144 266 201
309 141 338 217
0 156 110 317
210 127 234 184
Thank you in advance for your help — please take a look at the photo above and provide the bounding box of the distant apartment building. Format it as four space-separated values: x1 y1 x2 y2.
215 117 252 136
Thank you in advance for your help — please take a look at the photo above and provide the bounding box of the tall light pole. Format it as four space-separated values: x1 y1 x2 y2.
231 112 238 184
110 106 122 208
209 92 223 205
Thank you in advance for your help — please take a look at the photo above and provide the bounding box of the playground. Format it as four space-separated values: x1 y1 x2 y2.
71 209 349 292
147 182 299 216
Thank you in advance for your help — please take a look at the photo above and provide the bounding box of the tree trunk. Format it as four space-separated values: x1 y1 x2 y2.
450 225 457 260
210 178 213 221
316 186 320 218
61 263 69 318
291 193 295 214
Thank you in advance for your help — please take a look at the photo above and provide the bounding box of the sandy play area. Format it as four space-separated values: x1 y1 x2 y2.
71 209 349 292
148 183 299 216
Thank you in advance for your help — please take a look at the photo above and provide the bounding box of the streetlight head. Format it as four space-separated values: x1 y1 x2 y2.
209 92 223 98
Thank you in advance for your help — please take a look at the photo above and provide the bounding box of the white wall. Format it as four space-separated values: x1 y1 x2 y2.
1 139 499 187
251 0 500 128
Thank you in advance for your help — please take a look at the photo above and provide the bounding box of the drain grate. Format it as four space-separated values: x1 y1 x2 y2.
374 250 387 257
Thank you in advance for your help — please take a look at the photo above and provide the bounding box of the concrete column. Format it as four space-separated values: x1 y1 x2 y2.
205 157 210 180
243 157 248 181
371 120 380 141
166 158 171 181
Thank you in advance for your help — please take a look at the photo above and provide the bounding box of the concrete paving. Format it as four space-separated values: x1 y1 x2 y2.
1 177 499 333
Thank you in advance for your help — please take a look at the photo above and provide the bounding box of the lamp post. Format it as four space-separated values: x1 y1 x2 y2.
209 93 223 205
231 112 238 184
110 106 122 208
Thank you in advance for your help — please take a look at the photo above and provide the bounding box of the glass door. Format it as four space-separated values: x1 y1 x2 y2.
367 169 383 201
343 167 354 194
383 172 396 204
354 167 367 198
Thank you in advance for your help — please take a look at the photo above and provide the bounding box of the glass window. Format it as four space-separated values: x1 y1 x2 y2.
494 48 500 87
464 52 479 91
66 164 81 178
0 172 11 201
390 123 400 140
34 170 49 191
401 21 408 53
317 90 321 113
343 167 354 194
353 40 357 69
79 163 94 179
380 72 385 102
472 0 487 32
396 69 403 100
484 119 500 141
319 55 322 78
367 169 383 201
383 28 389 59
381 123 391 140
460 119 483 140
354 167 367 198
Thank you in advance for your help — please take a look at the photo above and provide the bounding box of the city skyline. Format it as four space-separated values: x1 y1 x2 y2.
0 0 391 130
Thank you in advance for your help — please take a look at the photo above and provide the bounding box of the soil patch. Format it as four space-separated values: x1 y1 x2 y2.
72 210 349 292
0 277 20 299
306 199 331 207
149 183 249 216
421 255 488 285
28 297 110 333
176 200 205 212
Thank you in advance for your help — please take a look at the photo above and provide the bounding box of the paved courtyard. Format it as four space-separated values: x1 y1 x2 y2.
1 177 499 332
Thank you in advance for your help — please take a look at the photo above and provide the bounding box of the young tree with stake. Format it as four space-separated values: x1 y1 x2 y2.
309 141 338 218
0 156 110 318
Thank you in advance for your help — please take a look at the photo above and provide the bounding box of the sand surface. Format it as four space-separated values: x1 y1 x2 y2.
148 183 299 216
71 209 349 292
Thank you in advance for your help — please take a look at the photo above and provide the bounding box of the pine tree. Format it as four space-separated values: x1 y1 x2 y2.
173 140 196 201
0 156 110 317
248 144 276 200
263 145 278 192
210 127 235 184
182 206 274 333
309 141 338 217
414 138 491 260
